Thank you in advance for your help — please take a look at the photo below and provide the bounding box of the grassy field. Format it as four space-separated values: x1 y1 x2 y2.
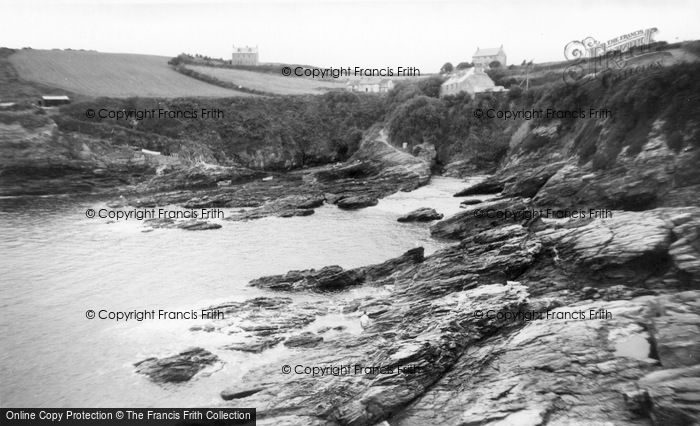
184 65 347 95
8 49 253 98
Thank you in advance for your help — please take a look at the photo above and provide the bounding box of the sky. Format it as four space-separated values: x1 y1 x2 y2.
1 0 699 72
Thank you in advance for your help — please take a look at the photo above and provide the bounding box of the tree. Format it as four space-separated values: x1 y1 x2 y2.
456 62 473 70
489 60 502 69
440 62 454 74
417 75 445 98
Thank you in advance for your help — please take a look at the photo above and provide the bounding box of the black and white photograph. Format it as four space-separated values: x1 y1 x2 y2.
1 0 699 425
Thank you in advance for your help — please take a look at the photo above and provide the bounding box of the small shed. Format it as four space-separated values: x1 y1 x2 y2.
39 95 71 107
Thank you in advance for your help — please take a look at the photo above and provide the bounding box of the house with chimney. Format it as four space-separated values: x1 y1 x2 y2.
472 45 507 68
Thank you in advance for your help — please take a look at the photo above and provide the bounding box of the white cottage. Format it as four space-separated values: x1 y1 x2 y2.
439 68 505 97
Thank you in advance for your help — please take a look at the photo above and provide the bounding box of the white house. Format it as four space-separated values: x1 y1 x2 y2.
439 68 505 97
346 79 394 93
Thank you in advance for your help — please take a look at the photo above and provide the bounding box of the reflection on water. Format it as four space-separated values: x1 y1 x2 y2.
0 176 485 407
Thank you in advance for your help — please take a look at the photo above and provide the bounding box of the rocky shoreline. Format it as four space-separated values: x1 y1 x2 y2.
133 179 700 425
10 102 696 425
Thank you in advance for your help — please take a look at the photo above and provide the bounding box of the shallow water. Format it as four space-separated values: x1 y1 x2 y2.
0 176 486 407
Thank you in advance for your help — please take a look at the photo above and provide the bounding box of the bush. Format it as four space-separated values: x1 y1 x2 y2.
388 96 446 148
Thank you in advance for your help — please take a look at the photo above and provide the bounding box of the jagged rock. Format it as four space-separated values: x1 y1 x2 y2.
536 208 700 284
337 195 379 210
668 216 700 282
228 282 533 423
453 178 505 197
197 297 327 343
363 247 424 282
397 207 443 222
145 164 263 192
283 332 324 348
430 198 529 240
646 291 700 368
637 365 700 425
249 248 424 292
134 348 218 383
394 292 700 425
501 161 566 198
225 193 324 221
532 163 664 211
249 265 364 291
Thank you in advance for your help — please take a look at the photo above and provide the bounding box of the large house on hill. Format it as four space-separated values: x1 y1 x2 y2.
439 68 505 97
232 45 259 66
473 45 507 68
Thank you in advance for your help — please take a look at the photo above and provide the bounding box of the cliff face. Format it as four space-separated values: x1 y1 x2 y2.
55 93 384 170
1 91 386 195
0 108 162 195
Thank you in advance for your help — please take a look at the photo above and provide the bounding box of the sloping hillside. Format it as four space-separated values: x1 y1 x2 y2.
183 64 347 95
8 49 253 98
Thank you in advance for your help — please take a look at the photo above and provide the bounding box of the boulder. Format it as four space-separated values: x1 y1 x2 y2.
397 207 443 222
134 348 218 383
337 195 379 210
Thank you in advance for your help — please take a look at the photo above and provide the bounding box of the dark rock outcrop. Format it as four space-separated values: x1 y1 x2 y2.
460 199 482 206
453 178 505 197
249 247 425 292
220 386 266 401
249 265 365 291
336 195 379 210
397 207 443 222
430 197 529 240
133 348 218 383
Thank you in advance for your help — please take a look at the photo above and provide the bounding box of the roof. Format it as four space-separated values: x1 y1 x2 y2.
473 47 504 57
441 68 496 91
41 95 70 100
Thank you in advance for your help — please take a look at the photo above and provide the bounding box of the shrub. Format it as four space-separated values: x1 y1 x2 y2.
388 96 446 148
